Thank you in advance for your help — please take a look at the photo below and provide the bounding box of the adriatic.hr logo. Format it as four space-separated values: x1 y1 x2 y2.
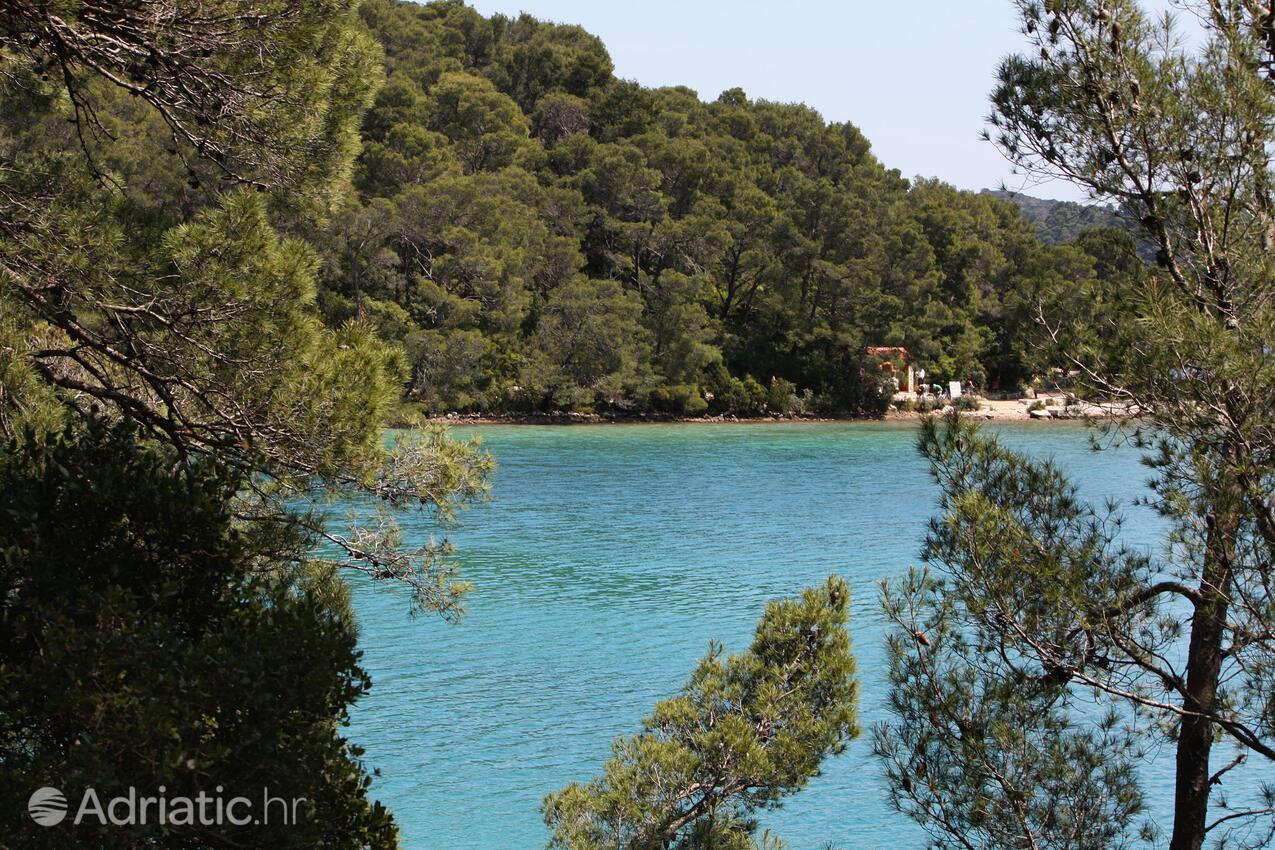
26 785 310 827
27 787 68 826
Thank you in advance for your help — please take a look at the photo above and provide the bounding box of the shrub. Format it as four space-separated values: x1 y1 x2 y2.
766 376 800 414
649 383 708 416
711 374 767 415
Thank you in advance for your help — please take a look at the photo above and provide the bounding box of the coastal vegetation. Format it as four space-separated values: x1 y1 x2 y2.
316 0 1147 418
0 0 493 615
0 0 1150 428
982 189 1150 255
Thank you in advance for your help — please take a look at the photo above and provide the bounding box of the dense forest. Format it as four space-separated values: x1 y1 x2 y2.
317 0 1144 417
0 0 1146 423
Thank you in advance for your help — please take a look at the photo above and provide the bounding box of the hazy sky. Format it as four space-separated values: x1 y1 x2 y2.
465 0 1092 200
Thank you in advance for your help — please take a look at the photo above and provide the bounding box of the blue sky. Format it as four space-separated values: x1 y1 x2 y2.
465 0 1092 200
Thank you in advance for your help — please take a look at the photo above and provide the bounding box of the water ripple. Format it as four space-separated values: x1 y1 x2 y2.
347 422 1178 849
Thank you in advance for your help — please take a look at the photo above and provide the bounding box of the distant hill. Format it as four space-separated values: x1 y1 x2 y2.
982 189 1128 241
982 190 1156 261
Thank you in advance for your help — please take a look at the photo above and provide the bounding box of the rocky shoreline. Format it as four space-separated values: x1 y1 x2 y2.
409 395 1130 427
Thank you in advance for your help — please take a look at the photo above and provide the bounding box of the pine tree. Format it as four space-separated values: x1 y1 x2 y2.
879 4 1275 846
0 422 398 849
0 0 492 614
544 577 858 850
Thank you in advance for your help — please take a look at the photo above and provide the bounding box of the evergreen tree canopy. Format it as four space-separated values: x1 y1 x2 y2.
879 3 1275 849
0 0 492 615
310 0 1147 418
0 422 397 849
544 576 858 850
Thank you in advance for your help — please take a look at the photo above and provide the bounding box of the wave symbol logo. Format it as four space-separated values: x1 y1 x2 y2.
28 787 68 826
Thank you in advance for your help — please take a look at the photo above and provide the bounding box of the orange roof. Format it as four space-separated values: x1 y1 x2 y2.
866 346 909 359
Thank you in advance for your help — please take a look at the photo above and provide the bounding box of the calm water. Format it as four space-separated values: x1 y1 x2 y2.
342 422 1185 849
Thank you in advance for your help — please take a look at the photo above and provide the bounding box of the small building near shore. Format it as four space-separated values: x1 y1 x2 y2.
866 346 915 396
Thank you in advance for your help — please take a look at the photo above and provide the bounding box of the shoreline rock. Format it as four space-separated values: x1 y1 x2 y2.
396 396 1134 427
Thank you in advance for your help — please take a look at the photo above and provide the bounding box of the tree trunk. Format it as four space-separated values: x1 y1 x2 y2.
1169 510 1237 850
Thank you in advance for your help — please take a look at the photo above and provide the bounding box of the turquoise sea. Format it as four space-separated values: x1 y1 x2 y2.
340 422 1247 849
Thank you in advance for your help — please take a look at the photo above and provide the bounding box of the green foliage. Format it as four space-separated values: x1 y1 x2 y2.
648 383 709 416
765 376 800 414
306 0 1145 417
977 3 1275 847
544 577 858 850
525 276 650 410
877 416 1151 848
708 368 768 416
0 315 62 437
428 71 535 173
0 422 397 849
1 0 383 202
0 0 1148 423
0 0 493 615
